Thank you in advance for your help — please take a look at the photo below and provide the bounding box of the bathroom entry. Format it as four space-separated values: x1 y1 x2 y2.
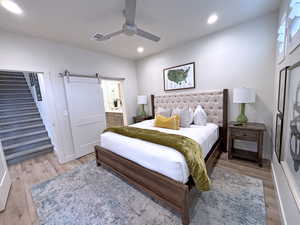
101 79 127 127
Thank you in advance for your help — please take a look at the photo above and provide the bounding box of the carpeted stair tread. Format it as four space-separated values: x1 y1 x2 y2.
0 112 40 119
0 118 42 126
5 144 53 161
0 87 30 93
0 79 27 82
0 106 37 113
1 130 48 142
0 102 36 107
0 83 27 87
0 73 25 80
0 124 45 134
0 97 33 101
4 137 51 150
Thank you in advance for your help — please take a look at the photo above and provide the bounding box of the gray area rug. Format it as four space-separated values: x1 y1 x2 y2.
31 161 266 225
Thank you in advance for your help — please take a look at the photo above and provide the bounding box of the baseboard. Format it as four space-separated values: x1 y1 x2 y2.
0 170 11 212
271 162 287 225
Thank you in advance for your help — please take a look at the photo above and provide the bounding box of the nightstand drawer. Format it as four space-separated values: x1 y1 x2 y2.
231 128 257 140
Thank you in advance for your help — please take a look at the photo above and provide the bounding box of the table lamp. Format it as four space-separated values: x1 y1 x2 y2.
233 88 255 124
137 95 147 117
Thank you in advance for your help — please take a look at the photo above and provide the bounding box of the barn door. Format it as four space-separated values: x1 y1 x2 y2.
63 76 106 158
0 141 11 211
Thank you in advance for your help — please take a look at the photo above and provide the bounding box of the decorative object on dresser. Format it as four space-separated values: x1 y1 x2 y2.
233 87 255 124
137 95 147 117
228 122 266 167
95 89 228 225
163 62 195 91
133 115 153 123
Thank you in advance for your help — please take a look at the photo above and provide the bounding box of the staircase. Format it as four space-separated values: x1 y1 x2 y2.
0 71 53 165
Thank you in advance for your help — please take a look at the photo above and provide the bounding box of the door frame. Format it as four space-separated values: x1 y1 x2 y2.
0 68 62 162
101 78 128 126
0 142 11 211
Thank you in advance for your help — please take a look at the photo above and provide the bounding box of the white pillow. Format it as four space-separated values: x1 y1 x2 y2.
194 105 207 126
156 107 171 117
172 107 193 128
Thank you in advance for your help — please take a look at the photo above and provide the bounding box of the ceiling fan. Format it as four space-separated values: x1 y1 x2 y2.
93 0 160 42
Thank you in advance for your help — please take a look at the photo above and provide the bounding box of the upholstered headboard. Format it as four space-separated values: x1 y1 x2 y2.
151 89 228 127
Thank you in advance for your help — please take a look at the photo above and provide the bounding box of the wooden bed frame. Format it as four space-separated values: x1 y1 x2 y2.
95 89 228 225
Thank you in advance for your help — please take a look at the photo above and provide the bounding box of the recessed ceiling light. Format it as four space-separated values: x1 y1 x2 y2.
1 0 23 15
207 13 218 25
137 47 144 53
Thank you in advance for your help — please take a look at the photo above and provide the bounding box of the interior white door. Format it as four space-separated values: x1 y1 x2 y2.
0 142 11 211
64 76 106 158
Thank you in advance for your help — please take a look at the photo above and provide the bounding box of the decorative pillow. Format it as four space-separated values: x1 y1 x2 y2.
154 114 180 130
171 108 193 128
194 105 207 126
156 107 172 117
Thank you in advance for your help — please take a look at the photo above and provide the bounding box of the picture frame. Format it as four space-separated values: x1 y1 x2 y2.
275 113 283 163
281 60 300 211
277 66 288 115
163 62 195 91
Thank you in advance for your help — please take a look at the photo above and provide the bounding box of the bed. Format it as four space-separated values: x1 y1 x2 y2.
95 89 228 225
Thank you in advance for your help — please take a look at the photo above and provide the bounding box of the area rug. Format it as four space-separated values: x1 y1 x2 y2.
31 161 266 225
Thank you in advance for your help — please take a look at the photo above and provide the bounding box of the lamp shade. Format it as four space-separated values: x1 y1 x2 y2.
233 88 255 103
137 95 147 105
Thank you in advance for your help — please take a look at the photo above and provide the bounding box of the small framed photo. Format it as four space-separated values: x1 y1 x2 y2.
277 66 288 114
275 113 283 163
163 62 195 91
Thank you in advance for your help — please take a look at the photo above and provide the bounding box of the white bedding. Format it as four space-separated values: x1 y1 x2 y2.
100 120 219 183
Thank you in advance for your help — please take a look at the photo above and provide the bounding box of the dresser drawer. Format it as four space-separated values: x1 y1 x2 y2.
231 128 257 140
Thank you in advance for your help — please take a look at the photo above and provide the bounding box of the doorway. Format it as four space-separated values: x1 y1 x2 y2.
102 79 127 127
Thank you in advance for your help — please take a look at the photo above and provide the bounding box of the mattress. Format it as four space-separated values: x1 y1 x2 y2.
100 120 219 184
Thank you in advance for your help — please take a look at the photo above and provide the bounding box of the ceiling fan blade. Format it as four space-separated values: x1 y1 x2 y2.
137 28 160 42
125 0 136 25
93 30 123 41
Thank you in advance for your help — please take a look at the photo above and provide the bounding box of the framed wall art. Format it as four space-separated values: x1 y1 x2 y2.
277 66 289 114
281 61 300 211
163 62 195 91
275 113 284 162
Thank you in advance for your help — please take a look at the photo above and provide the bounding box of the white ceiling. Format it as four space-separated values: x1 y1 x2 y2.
0 0 280 60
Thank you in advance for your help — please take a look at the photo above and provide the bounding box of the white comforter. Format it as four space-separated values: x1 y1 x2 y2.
100 120 218 183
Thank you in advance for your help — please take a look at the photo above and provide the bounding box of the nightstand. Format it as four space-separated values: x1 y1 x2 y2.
228 122 266 167
133 115 153 123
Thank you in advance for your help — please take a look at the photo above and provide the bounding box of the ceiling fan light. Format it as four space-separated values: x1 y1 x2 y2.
1 0 23 15
137 47 144 53
207 13 218 25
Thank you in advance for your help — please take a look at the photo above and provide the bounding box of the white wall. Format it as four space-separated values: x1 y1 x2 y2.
0 29 138 163
272 0 300 224
136 12 277 159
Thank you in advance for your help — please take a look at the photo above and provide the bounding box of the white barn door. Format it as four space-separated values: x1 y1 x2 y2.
0 142 11 211
64 76 106 158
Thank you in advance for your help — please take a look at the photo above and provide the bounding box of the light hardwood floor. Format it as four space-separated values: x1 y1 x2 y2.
0 152 282 225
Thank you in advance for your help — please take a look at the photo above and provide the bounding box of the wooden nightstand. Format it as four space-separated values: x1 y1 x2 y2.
228 122 266 167
133 115 153 123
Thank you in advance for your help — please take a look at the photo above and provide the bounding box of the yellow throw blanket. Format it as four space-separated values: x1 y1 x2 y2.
103 126 211 191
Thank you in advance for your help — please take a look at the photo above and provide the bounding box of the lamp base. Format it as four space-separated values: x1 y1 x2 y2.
139 104 146 117
236 103 248 124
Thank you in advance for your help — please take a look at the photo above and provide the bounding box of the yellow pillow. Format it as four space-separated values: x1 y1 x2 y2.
154 114 180 130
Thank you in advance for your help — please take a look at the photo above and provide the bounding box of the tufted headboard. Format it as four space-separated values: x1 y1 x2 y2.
151 89 228 127
150 89 228 151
